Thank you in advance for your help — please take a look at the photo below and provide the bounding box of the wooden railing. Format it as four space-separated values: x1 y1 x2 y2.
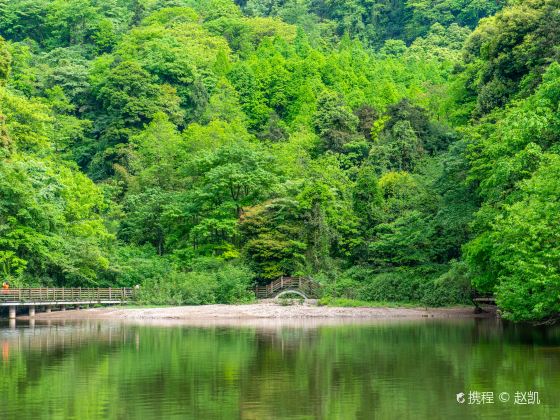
254 277 321 299
0 288 134 304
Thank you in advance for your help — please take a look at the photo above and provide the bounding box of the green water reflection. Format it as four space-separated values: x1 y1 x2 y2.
0 318 559 419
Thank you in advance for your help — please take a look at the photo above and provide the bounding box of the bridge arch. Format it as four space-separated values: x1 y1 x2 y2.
274 289 309 300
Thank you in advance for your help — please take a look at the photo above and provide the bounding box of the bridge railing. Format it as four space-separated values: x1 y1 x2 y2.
0 288 134 303
255 277 321 299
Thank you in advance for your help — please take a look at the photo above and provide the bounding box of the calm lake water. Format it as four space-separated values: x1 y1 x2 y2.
0 318 559 419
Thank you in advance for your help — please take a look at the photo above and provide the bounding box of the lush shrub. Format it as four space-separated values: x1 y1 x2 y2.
137 272 217 305
108 245 173 287
325 263 472 307
320 266 372 299
422 261 472 306
135 259 256 305
318 297 418 308
214 265 256 304
360 272 422 303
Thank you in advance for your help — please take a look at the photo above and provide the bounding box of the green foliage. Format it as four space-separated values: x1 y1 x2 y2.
462 0 560 116
2 0 558 322
0 36 10 83
137 271 219 305
322 263 472 307
464 63 560 302
107 245 173 287
0 155 111 286
240 199 306 280
136 261 255 305
237 0 500 47
313 90 359 153
405 0 501 40
317 297 420 308
489 156 560 321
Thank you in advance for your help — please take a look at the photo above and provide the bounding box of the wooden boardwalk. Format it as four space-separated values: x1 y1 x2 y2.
1 288 134 319
255 277 321 299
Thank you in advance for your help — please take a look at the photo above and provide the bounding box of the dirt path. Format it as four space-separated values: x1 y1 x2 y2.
29 301 493 321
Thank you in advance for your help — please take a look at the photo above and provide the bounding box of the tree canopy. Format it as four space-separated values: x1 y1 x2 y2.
1 0 559 321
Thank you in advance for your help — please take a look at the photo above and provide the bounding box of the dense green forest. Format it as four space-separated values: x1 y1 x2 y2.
0 0 559 322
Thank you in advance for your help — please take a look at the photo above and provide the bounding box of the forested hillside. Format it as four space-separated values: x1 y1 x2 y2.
0 0 559 322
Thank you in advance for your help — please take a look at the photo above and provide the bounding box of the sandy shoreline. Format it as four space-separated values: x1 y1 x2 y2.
26 301 494 322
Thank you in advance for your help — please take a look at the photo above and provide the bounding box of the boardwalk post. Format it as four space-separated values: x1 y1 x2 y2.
29 306 35 317
45 306 52 314
9 306 16 319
